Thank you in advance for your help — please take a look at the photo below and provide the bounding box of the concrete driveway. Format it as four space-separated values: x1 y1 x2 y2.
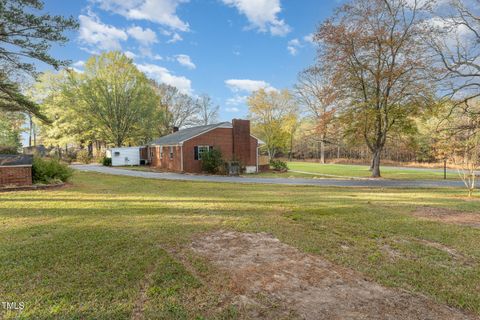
72 164 474 189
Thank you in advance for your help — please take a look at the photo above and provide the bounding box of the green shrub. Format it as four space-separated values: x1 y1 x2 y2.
270 159 288 172
32 157 73 184
101 156 112 166
76 149 92 164
201 149 224 174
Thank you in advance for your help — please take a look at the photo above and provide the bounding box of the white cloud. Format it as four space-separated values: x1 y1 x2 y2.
226 95 248 106
93 0 189 31
127 25 158 46
136 63 192 94
287 38 300 56
78 12 128 51
124 51 137 59
167 32 183 43
226 107 240 112
175 54 196 69
72 60 85 68
303 33 314 44
225 79 277 93
222 0 291 36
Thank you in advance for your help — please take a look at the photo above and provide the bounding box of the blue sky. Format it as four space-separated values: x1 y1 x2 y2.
40 0 339 121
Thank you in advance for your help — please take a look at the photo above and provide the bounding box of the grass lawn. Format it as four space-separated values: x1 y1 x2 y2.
255 161 460 180
1 172 479 319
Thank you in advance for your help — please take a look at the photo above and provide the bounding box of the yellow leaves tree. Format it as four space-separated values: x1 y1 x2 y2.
248 89 298 159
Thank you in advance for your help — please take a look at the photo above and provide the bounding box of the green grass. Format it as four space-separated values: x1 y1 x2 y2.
0 172 479 319
255 162 459 180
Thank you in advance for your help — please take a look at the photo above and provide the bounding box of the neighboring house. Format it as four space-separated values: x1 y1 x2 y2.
0 155 33 186
148 119 264 173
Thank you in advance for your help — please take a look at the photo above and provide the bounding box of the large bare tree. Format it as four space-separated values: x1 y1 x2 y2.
430 0 480 107
154 83 200 130
315 0 434 177
295 67 336 164
194 94 219 126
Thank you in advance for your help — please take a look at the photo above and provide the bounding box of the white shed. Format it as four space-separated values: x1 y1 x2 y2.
106 147 141 166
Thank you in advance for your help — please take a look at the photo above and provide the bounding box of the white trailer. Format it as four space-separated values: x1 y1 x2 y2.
106 147 141 166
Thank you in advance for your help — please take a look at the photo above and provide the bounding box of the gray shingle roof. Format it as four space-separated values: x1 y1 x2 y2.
150 122 232 145
0 154 33 166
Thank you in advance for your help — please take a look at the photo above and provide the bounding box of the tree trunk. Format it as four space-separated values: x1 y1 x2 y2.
87 142 93 157
319 134 326 164
28 114 33 147
371 150 381 178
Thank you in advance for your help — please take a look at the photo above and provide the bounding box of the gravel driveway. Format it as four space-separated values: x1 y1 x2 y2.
72 164 474 189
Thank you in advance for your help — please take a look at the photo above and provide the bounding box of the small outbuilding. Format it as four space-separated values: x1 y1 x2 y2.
106 147 142 167
0 155 33 186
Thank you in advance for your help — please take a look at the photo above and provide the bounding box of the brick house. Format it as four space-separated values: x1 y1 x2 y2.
0 155 33 187
148 119 264 173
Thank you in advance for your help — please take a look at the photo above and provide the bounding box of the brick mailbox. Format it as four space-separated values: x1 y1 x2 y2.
0 155 33 187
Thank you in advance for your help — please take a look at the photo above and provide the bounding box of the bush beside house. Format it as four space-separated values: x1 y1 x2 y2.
32 157 73 184
270 159 288 172
201 149 224 174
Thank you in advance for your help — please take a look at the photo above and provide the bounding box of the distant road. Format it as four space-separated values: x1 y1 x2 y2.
72 165 475 189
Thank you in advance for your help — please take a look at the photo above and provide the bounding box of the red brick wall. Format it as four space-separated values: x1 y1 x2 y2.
0 166 32 186
183 128 259 173
232 119 251 165
150 145 182 172
183 128 234 173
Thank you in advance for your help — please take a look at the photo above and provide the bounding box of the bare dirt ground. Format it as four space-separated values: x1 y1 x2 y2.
411 207 480 228
191 230 477 320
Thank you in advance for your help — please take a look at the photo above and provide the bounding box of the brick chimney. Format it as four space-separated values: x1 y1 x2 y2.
232 119 251 165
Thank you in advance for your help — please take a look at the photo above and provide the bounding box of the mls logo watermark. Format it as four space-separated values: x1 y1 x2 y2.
1 301 25 312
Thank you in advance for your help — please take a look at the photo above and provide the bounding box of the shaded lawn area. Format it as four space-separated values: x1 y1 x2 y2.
0 172 479 319
256 162 460 180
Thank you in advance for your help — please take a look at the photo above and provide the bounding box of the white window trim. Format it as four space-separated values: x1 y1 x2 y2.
197 145 210 160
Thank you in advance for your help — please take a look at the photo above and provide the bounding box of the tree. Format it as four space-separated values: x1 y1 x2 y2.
32 71 98 149
295 67 336 163
434 100 480 197
248 89 297 159
194 94 219 125
0 0 78 118
315 0 434 177
0 111 24 151
153 83 199 129
430 0 480 107
70 52 157 147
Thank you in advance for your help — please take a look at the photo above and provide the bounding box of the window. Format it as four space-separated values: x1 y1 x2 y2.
160 146 163 159
169 146 174 160
194 145 212 160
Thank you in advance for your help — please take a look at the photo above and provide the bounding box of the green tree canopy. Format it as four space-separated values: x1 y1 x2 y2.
70 51 158 147
0 0 78 119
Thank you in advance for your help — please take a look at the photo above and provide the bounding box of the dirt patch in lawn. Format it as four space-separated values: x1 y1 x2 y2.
191 230 476 320
411 207 480 228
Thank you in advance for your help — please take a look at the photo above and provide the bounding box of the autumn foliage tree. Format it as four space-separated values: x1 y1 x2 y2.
248 89 297 159
315 0 434 177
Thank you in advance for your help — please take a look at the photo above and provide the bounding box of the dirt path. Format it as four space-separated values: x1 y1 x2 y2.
191 231 477 320
411 207 480 228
